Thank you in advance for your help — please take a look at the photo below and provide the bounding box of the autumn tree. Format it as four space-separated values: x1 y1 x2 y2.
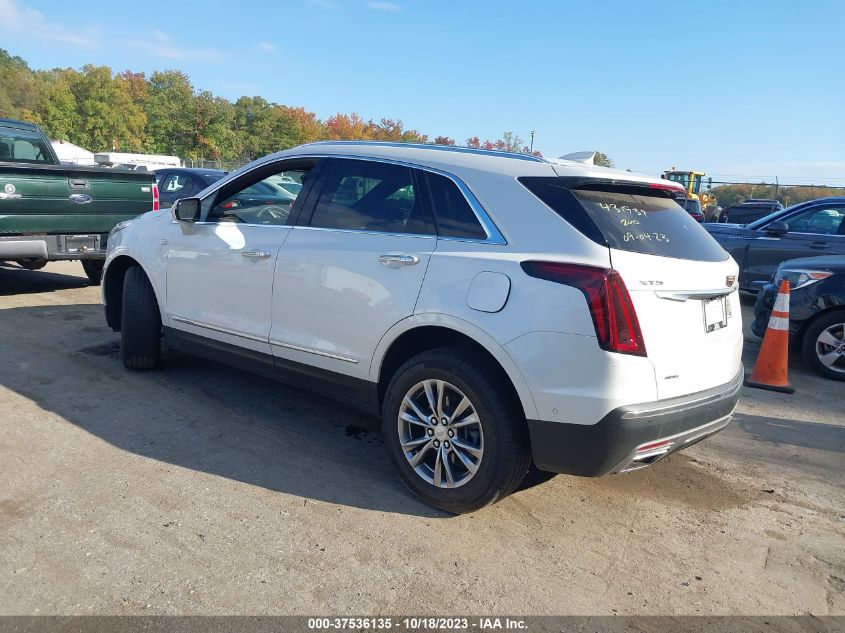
68 65 146 151
145 70 195 156
593 151 614 168
0 49 38 120
31 70 78 141
278 105 326 144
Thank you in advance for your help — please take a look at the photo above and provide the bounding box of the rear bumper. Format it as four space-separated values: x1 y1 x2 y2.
526 367 743 476
0 234 108 260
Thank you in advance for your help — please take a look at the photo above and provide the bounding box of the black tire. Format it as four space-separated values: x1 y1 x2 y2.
17 258 47 270
801 310 845 382
381 347 530 514
81 260 104 285
121 266 161 370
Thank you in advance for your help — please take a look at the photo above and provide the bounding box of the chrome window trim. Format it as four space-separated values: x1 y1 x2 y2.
171 315 267 343
269 339 359 364
197 153 507 245
189 221 292 229
289 225 436 240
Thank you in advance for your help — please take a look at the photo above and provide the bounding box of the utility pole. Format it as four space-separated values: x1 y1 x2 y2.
529 130 535 154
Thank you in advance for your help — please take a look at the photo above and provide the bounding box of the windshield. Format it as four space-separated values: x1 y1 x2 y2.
0 127 54 164
746 202 799 229
202 172 226 184
279 182 303 195
678 198 702 213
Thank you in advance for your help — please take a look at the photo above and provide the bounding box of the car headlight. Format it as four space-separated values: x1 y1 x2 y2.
775 268 833 290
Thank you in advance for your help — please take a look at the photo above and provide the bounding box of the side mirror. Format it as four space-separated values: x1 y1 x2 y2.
765 220 789 236
172 197 201 223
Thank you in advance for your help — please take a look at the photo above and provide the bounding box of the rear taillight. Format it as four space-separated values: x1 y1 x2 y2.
152 183 160 211
521 261 647 357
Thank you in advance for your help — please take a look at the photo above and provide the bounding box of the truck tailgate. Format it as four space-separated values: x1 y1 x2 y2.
0 163 155 235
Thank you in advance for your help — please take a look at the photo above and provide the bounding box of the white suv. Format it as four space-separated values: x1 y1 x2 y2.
102 142 743 513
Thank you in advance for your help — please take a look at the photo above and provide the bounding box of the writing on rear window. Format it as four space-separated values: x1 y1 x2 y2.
518 177 728 263
598 202 647 217
623 231 669 243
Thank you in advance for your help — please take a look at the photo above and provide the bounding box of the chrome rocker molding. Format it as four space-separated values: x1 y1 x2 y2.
268 339 359 364
170 315 358 364
171 315 266 343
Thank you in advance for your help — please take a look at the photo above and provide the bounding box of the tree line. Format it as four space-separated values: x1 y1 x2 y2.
709 183 844 209
0 49 549 163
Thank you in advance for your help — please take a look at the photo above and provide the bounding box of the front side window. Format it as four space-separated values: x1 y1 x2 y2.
309 159 428 235
208 163 313 225
785 206 845 235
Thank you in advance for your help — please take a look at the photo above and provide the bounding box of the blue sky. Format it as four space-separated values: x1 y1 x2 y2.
2 0 843 183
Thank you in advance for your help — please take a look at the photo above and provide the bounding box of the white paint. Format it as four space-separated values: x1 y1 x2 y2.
104 144 743 431
767 316 790 331
467 271 511 313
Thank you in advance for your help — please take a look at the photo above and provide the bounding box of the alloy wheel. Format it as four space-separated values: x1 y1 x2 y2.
815 322 845 375
397 379 484 488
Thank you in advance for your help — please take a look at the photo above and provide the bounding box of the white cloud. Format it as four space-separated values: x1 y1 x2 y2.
0 0 96 47
368 1 401 10
127 30 223 61
258 41 277 52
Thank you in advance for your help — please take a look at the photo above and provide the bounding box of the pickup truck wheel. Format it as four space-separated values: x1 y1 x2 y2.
381 348 530 514
81 260 104 285
802 310 845 381
121 266 161 370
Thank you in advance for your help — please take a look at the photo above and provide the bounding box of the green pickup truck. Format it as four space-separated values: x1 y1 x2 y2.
0 118 158 284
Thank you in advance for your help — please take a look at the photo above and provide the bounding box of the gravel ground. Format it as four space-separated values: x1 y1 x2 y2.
0 261 843 616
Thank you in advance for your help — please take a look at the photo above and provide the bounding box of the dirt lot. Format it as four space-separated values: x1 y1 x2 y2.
0 261 843 616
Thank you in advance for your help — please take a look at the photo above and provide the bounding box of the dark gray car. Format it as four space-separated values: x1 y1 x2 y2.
705 197 845 291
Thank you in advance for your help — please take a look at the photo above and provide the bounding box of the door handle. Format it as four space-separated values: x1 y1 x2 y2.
379 254 420 266
242 250 271 259
809 242 831 249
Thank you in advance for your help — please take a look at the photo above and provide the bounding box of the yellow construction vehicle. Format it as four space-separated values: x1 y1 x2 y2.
662 168 716 209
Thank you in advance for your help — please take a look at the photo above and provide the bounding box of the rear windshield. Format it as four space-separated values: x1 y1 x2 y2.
520 178 728 262
0 127 54 164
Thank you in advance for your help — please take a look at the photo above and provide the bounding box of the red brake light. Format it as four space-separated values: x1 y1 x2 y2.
521 261 647 356
152 183 160 211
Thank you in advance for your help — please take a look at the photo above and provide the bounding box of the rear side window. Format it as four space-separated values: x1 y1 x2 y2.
310 159 429 235
0 128 53 164
426 172 487 240
520 177 728 262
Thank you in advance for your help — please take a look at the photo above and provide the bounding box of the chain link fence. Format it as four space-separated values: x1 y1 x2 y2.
182 158 250 172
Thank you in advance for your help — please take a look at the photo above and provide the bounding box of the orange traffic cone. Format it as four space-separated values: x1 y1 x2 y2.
745 280 795 393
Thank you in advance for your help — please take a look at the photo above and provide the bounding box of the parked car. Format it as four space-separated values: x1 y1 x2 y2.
677 197 704 222
0 118 156 284
154 168 227 208
752 256 845 381
155 167 295 218
102 141 743 513
719 199 783 224
705 197 845 291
